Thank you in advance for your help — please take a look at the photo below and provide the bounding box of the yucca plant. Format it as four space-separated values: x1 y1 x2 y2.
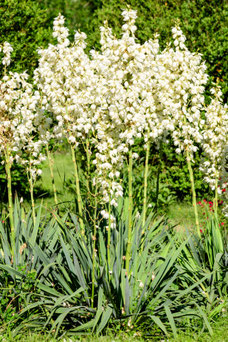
0 198 64 332
178 215 228 320
9 198 214 339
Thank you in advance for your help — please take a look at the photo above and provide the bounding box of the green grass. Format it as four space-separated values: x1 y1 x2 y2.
167 202 198 229
0 333 144 342
1 315 228 341
167 201 207 232
167 201 227 232
34 150 75 209
168 314 228 342
39 152 73 193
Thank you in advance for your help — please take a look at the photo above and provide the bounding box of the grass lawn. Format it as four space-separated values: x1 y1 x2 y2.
1 315 228 341
167 201 208 231
34 150 75 208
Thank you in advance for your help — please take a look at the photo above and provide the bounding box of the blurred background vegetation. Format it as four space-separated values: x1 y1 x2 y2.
0 0 227 217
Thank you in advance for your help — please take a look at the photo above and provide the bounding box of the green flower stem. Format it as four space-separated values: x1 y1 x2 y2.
126 148 133 275
28 159 36 226
71 145 85 235
186 150 200 237
155 142 162 212
46 144 58 206
4 145 15 253
214 176 218 218
107 196 111 278
91 185 98 308
142 141 150 228
86 138 91 193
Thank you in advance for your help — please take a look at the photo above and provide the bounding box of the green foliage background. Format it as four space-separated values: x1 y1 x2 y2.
0 0 53 75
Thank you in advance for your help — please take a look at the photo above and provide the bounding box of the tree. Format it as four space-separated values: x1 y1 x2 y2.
0 0 52 75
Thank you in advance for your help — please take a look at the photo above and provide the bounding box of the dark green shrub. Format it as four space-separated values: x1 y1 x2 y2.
38 0 97 38
0 0 53 75
158 142 213 201
0 162 30 204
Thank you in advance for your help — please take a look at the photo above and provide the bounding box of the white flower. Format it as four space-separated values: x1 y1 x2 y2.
139 281 144 288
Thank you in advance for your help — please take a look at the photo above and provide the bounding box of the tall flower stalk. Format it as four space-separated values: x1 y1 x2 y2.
142 141 150 227
155 142 162 212
107 196 111 277
85 138 91 194
200 87 228 220
71 145 85 234
4 145 15 250
126 148 133 275
28 158 36 225
46 144 58 206
214 176 218 218
186 150 200 236
0 41 47 251
91 185 98 308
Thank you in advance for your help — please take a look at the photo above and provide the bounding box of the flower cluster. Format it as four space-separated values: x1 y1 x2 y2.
200 87 228 191
164 27 208 159
0 42 13 67
0 42 50 179
33 9 227 214
1 9 227 223
34 14 95 146
197 199 226 230
35 11 171 206
197 198 224 211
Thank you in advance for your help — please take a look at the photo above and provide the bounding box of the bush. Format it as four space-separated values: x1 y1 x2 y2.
0 0 53 75
0 162 30 204
1 200 224 337
37 0 97 39
158 142 213 201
